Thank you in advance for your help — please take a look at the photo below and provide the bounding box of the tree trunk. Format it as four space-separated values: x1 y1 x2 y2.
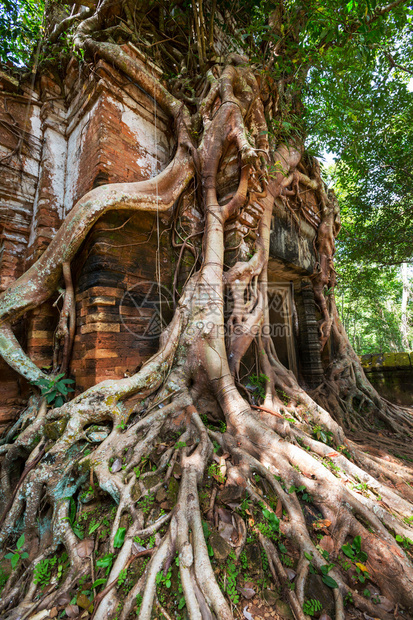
401 262 411 351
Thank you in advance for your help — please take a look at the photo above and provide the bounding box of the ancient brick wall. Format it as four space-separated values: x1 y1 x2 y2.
0 47 172 425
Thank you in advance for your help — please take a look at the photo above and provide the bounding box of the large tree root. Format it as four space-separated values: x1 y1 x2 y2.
1 15 413 620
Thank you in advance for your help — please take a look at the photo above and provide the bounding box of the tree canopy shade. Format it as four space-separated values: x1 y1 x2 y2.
2 1 413 619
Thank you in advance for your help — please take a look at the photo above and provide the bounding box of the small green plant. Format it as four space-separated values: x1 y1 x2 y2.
312 425 333 446
137 492 155 515
303 599 323 616
281 554 294 567
262 508 280 536
395 533 413 549
96 553 114 575
224 553 239 605
0 567 9 594
32 373 74 407
117 568 128 588
344 591 354 606
174 440 187 449
248 373 269 399
136 592 143 615
320 563 338 588
5 534 28 570
33 557 57 588
156 567 172 588
288 484 312 502
114 527 126 548
341 535 370 583
208 463 226 484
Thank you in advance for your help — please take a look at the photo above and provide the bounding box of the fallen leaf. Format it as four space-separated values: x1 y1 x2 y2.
49 608 58 619
319 614 332 620
326 452 339 458
320 535 335 554
217 507 233 523
218 521 238 546
65 604 79 618
285 568 296 581
238 586 255 599
56 593 71 606
76 538 94 558
110 458 122 473
243 605 254 620
355 562 368 572
313 519 331 530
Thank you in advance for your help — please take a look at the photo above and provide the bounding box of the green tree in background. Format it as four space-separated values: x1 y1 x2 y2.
0 0 45 66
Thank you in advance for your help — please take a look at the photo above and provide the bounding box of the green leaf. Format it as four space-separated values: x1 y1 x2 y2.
11 553 20 570
96 554 114 568
16 534 25 550
73 525 84 540
114 527 126 548
322 575 338 588
353 535 361 554
341 543 355 559
21 552 29 559
395 534 403 542
92 578 107 588
304 551 313 561
89 521 101 535
56 383 68 395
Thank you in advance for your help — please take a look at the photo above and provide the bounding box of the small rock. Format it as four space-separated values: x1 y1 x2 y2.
377 596 394 612
65 605 79 619
56 593 71 606
209 531 231 561
87 429 109 443
238 586 255 599
262 589 278 605
77 593 92 611
245 543 262 574
155 486 167 502
275 599 294 619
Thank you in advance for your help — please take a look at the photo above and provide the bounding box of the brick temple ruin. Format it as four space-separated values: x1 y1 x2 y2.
0 46 325 429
